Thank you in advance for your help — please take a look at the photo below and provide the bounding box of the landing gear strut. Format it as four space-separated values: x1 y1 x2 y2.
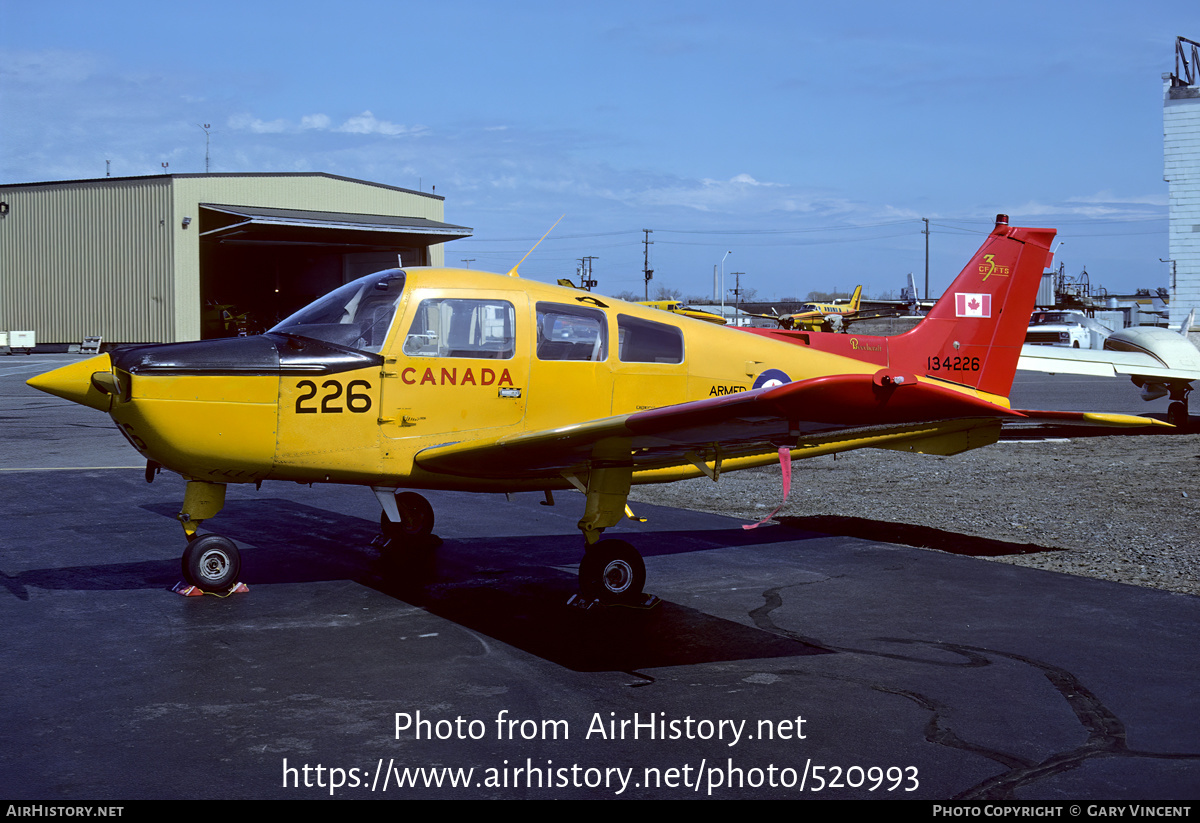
568 467 655 607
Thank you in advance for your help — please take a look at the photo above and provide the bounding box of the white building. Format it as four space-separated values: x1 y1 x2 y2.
1164 37 1200 333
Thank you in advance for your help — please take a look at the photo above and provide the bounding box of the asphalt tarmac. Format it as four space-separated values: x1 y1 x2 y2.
1 355 1196 800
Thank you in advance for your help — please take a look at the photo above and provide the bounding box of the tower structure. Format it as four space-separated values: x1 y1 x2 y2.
1164 37 1200 333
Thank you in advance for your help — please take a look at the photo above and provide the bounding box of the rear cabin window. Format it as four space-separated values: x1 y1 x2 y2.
536 303 608 361
403 298 515 359
617 314 684 364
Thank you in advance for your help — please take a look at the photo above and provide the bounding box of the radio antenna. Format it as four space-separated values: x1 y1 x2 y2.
506 215 564 278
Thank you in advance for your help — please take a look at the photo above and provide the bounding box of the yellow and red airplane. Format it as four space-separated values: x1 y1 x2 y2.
27 215 1159 604
776 285 864 331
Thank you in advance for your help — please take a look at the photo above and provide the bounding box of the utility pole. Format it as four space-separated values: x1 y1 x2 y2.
729 273 746 320
642 229 654 300
578 256 598 291
922 218 930 302
460 259 475 269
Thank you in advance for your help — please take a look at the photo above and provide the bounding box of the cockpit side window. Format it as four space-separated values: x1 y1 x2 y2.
403 298 516 359
269 269 406 353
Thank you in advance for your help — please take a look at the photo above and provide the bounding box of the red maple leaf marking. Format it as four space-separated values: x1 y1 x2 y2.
968 298 980 311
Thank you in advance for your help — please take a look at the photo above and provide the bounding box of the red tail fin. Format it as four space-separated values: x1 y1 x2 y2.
889 215 1055 397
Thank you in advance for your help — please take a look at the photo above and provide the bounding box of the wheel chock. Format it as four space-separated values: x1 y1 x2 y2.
172 581 249 597
566 593 661 611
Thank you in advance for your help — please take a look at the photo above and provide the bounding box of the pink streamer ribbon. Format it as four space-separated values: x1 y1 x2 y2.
742 446 791 530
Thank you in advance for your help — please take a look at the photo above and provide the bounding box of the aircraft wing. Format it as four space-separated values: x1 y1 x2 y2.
1017 344 1200 382
414 373 1028 480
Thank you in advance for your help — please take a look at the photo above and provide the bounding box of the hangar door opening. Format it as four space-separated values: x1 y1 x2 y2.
197 204 472 338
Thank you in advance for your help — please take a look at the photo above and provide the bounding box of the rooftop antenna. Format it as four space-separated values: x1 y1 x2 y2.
506 215 564 278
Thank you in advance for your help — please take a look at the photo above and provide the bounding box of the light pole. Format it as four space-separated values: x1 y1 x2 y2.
197 123 211 173
720 250 732 320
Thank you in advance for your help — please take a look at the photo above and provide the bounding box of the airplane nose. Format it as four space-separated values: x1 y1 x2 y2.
26 353 117 412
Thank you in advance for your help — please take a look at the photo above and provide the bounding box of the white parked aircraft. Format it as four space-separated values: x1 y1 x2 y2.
1017 310 1200 426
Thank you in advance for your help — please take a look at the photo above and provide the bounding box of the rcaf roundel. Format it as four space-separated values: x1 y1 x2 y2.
753 369 792 390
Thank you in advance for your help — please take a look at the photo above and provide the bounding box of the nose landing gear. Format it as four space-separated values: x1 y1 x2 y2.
175 480 246 595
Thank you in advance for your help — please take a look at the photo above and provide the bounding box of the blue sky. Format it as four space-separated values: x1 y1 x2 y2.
2 1 1194 300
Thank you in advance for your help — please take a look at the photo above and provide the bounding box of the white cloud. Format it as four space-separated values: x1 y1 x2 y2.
226 110 426 137
300 113 332 130
1066 191 1168 208
335 111 426 136
227 113 291 134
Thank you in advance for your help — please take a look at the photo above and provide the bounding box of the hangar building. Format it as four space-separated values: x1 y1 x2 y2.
0 173 471 345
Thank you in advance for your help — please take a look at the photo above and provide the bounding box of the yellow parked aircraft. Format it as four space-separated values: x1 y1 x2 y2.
638 299 726 325
27 215 1158 604
777 285 864 331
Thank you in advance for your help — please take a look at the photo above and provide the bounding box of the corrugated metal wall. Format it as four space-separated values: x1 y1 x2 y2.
0 174 451 344
0 178 176 343
174 175 445 221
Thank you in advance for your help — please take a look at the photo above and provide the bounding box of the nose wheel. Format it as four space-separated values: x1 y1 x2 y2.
181 534 242 593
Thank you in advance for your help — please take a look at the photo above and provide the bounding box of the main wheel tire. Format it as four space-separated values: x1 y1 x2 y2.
381 491 435 539
579 539 646 603
182 534 241 593
1168 401 1188 428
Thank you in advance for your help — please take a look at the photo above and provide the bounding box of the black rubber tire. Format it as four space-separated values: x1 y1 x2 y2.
181 534 241 593
381 491 435 539
579 539 646 603
1167 401 1188 428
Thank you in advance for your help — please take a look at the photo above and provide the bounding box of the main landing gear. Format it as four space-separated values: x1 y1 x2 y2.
578 539 647 604
372 489 440 558
379 491 435 540
371 480 655 608
567 467 656 609
1167 384 1191 429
